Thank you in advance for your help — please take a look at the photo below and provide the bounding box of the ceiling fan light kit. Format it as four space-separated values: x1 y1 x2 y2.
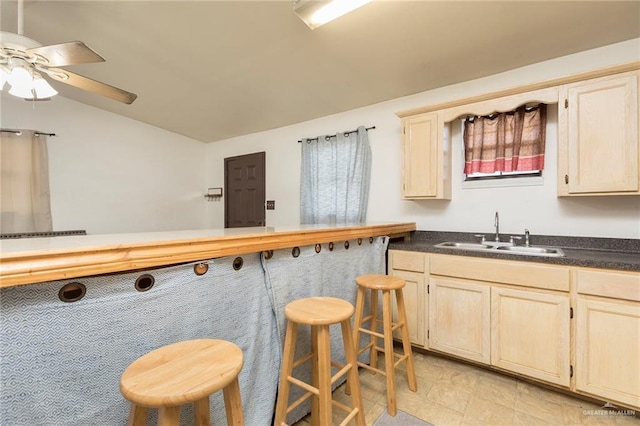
2 56 58 100
0 31 136 104
1 0 137 105
293 0 371 29
31 73 58 98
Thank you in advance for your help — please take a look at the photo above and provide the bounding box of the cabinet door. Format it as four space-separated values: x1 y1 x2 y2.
559 71 639 195
429 277 490 363
390 270 425 347
402 113 439 198
576 297 640 409
491 287 570 386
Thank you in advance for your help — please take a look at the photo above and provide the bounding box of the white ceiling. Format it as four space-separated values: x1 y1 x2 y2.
2 1 639 143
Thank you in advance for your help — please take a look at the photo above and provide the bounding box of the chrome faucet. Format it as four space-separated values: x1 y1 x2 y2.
494 211 500 242
524 229 530 247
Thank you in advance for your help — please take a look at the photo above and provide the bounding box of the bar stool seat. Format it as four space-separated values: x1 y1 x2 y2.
274 297 365 426
120 338 244 426
353 274 417 416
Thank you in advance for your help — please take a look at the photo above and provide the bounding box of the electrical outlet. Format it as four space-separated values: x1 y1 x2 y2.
266 200 275 210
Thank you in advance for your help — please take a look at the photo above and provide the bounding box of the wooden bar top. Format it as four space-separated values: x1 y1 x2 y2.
0 222 415 288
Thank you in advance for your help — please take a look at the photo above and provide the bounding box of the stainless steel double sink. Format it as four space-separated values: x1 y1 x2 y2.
434 241 565 257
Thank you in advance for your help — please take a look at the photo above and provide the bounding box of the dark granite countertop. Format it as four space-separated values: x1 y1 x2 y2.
388 231 640 272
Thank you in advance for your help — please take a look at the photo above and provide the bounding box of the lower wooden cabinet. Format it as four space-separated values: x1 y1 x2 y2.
387 250 640 410
390 270 425 346
574 268 640 409
388 250 427 347
576 296 640 408
428 277 490 364
491 286 570 386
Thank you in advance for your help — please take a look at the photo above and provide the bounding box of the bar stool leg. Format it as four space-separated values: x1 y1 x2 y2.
275 320 298 426
396 288 417 392
352 286 366 359
347 287 366 397
127 404 148 426
158 406 180 426
369 289 380 370
310 325 320 426
316 325 332 426
382 289 397 416
341 319 365 426
193 396 210 426
223 377 245 426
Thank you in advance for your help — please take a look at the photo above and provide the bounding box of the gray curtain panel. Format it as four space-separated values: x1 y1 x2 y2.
300 125 372 224
0 255 280 426
0 130 53 233
262 236 389 424
1 237 388 425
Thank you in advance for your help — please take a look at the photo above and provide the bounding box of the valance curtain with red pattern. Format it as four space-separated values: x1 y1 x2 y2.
463 104 547 174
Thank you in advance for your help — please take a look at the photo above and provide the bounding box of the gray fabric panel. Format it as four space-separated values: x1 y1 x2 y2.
300 126 372 225
0 254 280 426
262 236 389 424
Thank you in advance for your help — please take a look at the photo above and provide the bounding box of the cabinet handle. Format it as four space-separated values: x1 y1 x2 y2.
564 174 569 184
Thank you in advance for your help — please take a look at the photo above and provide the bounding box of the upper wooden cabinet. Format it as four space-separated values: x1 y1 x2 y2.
397 62 639 200
400 113 451 200
558 70 640 196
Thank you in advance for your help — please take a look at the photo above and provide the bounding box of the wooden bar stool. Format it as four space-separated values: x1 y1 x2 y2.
353 274 417 416
274 297 365 426
120 339 244 426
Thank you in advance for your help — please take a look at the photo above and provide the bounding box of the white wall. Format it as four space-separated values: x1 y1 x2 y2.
205 39 640 238
1 94 207 234
2 39 637 237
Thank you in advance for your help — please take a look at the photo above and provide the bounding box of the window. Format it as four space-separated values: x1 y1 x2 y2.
463 104 547 181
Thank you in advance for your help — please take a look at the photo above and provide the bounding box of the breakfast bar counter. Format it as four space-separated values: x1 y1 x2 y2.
0 222 415 287
0 222 414 426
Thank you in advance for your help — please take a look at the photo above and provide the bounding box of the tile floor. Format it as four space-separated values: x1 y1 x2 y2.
292 351 639 425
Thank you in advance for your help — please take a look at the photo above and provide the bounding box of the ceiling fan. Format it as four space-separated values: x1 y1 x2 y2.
0 0 137 104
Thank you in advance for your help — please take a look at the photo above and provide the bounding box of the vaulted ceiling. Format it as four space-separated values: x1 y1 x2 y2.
2 1 639 143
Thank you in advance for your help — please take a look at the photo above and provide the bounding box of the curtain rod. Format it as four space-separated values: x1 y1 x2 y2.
1 128 56 137
297 126 375 143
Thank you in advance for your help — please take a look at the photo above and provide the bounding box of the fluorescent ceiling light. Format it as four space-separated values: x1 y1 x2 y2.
294 0 372 29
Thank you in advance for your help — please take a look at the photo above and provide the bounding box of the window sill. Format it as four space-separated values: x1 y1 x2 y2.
461 175 544 190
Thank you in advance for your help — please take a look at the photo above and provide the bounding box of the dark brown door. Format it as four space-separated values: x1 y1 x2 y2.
224 152 266 228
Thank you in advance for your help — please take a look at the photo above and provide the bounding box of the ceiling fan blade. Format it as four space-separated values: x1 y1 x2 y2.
46 67 137 104
26 41 105 67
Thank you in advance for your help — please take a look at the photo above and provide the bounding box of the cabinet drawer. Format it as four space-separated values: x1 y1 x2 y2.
390 250 425 273
430 254 570 292
577 269 640 302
